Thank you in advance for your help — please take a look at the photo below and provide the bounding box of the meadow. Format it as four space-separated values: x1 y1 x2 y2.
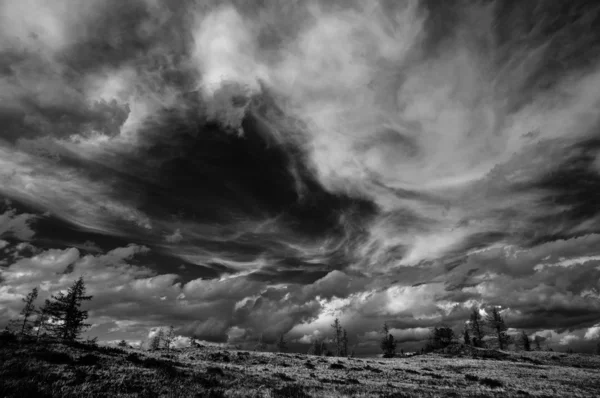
2 337 600 397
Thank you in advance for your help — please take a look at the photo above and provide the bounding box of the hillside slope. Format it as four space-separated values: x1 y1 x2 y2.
2 339 600 397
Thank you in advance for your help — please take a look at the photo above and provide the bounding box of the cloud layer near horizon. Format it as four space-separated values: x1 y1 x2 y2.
2 0 600 353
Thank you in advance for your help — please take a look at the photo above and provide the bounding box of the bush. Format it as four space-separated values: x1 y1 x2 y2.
480 377 503 389
0 330 17 345
272 384 311 398
33 350 74 365
78 354 101 366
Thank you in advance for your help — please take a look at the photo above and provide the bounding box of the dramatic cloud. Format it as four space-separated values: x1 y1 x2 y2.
2 0 600 353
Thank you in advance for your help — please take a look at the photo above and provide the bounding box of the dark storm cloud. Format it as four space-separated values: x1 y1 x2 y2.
3 0 600 352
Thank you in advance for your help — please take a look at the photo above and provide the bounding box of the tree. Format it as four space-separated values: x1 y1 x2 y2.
331 318 343 356
534 335 543 351
118 340 128 348
427 326 455 351
520 330 531 351
596 339 600 356
35 301 50 341
43 277 93 341
149 328 164 351
276 333 288 352
341 329 349 357
468 307 486 347
18 287 38 335
486 306 510 350
463 328 471 346
307 339 329 356
254 333 267 352
380 322 397 358
164 325 175 353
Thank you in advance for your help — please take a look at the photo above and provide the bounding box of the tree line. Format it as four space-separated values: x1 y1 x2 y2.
426 306 550 353
3 277 92 342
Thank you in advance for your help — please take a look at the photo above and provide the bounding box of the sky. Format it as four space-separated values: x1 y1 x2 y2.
1 0 600 354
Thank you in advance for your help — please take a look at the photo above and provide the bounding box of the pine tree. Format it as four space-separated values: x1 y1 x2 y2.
331 318 343 356
35 301 50 341
118 340 128 348
380 322 397 358
149 328 164 351
164 325 175 353
19 287 38 335
254 333 267 352
486 306 509 350
469 307 486 347
276 333 288 352
463 328 471 346
520 330 531 351
341 328 349 357
44 277 93 341
596 339 600 355
534 335 542 351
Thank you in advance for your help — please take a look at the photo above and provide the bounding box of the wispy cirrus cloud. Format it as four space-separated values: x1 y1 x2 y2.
2 0 600 353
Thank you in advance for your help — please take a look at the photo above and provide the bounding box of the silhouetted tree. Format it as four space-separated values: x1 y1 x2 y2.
35 301 50 341
118 340 128 348
276 333 288 352
331 318 343 356
520 330 531 351
486 306 510 350
463 328 471 346
380 322 397 358
17 287 38 336
596 340 600 355
341 329 349 357
43 277 92 341
427 326 455 351
468 307 486 347
149 328 164 351
254 333 267 352
164 325 175 353
534 335 543 351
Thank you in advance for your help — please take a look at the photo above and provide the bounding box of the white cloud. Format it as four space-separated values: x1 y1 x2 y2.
584 325 600 340
559 334 580 346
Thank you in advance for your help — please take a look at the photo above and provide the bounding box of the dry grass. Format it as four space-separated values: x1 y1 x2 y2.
2 339 600 397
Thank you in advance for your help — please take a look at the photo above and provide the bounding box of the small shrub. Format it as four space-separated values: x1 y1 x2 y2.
206 366 224 376
203 388 227 398
304 362 315 369
78 354 100 366
364 365 382 373
329 363 345 370
274 372 294 381
272 384 311 398
465 374 479 382
480 377 503 389
0 330 17 345
33 350 74 365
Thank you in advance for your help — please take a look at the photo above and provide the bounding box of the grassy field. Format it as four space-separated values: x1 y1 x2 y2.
2 338 600 397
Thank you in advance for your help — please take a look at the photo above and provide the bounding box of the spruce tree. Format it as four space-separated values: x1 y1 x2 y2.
276 333 288 352
149 328 163 351
486 306 509 350
463 328 471 346
164 325 175 353
341 328 349 357
380 322 397 358
331 318 343 356
44 277 93 341
469 307 486 347
35 300 51 341
520 330 531 351
19 287 38 335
